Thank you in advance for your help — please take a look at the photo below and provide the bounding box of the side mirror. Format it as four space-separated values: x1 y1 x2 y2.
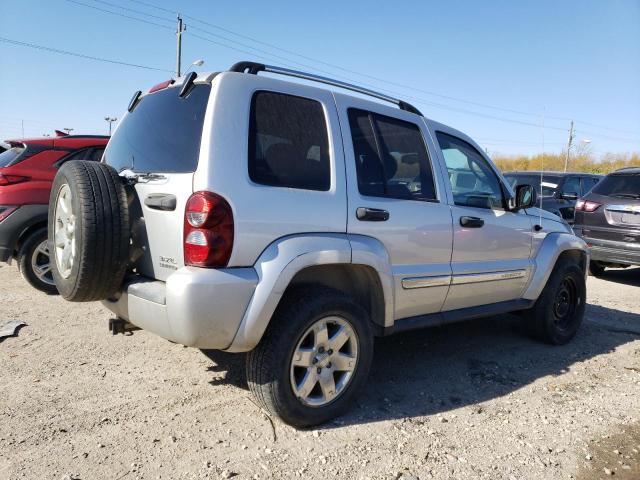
561 192 579 201
514 184 537 210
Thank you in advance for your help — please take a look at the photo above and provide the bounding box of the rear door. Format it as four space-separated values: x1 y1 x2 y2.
103 83 211 280
431 128 533 311
335 94 453 319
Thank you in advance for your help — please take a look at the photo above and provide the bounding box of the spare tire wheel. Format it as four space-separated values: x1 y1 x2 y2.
48 160 130 302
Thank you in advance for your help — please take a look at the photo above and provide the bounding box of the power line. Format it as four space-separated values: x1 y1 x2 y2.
0 36 173 72
122 0 640 138
65 0 172 30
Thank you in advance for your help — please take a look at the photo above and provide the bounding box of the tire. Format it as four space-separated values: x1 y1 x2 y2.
523 260 586 345
589 261 606 277
246 287 374 428
48 160 129 302
17 228 58 294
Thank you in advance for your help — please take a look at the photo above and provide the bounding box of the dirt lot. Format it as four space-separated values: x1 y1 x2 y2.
1 264 639 480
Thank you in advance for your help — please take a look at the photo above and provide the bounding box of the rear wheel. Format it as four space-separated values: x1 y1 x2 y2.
17 228 57 294
246 287 374 428
523 259 586 345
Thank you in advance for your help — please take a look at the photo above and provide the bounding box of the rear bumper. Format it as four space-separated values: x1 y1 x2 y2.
101 267 258 349
581 236 640 266
0 204 49 262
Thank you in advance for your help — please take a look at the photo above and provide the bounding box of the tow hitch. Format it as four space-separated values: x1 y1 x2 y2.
109 318 141 335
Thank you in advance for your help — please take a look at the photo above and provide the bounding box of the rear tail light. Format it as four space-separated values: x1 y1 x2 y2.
0 206 18 222
575 200 601 212
184 191 234 267
0 174 29 186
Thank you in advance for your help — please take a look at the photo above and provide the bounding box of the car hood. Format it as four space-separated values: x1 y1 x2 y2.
525 207 572 233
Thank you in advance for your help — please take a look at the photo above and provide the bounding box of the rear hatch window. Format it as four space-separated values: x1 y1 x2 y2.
104 84 211 173
592 173 640 199
0 145 26 168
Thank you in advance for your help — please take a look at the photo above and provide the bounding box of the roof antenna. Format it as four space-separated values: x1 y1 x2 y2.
540 106 545 229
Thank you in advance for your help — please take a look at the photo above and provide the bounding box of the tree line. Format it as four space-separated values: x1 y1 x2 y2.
492 151 640 174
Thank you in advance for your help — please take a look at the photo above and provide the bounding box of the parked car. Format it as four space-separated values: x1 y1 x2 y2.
47 62 588 427
504 171 602 223
574 167 640 275
0 133 108 293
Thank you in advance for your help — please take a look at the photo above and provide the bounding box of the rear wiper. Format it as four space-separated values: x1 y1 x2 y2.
610 193 640 199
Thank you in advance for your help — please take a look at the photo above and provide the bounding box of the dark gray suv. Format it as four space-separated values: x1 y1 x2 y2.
573 167 640 275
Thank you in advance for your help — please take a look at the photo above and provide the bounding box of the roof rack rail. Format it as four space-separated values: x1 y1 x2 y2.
229 61 423 116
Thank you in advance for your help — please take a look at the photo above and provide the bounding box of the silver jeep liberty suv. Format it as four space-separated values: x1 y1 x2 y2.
49 61 588 427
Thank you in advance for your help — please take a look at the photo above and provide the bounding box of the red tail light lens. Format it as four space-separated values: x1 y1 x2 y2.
184 191 234 267
576 200 601 212
0 174 29 186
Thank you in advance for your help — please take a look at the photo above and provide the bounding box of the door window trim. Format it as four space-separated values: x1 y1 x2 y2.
435 130 510 211
347 107 440 203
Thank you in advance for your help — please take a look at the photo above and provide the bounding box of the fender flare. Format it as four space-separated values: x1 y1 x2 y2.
522 232 589 301
226 233 394 352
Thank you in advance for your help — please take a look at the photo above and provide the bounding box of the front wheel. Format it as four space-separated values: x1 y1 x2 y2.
523 260 586 345
17 228 58 294
246 287 374 428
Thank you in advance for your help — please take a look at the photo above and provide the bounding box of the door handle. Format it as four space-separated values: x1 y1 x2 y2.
460 216 484 228
356 207 389 221
144 193 176 211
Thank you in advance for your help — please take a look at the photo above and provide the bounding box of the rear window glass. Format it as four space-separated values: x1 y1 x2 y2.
592 173 640 198
0 146 26 167
248 91 330 191
104 85 210 173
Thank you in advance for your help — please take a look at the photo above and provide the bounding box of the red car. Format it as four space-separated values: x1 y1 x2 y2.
0 132 109 293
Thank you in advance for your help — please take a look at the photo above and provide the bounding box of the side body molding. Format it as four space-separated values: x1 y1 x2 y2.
522 232 589 301
226 233 395 352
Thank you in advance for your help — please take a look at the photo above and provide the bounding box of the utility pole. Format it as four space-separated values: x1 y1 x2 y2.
104 117 117 135
563 120 574 172
175 14 186 77
21 120 24 137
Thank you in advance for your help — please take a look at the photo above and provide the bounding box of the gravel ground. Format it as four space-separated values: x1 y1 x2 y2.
1 263 639 480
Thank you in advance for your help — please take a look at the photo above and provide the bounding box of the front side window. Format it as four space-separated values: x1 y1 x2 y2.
248 91 330 191
436 132 504 209
582 177 600 194
347 108 436 201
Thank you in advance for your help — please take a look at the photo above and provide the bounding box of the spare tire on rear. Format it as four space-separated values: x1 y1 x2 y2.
48 160 130 302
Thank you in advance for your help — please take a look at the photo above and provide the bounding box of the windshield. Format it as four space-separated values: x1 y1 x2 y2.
592 173 640 198
0 145 26 168
104 84 211 174
505 174 562 197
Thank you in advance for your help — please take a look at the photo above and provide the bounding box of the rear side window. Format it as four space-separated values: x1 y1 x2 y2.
347 108 436 201
0 146 25 167
248 91 330 191
104 85 210 173
592 173 640 198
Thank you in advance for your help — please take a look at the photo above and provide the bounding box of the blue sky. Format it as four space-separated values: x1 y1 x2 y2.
1 0 639 157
